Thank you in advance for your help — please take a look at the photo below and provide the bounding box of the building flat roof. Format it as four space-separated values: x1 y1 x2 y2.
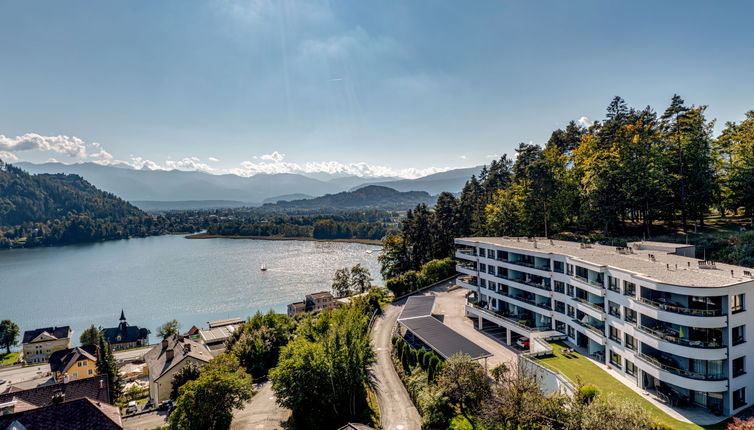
208 318 244 328
398 296 436 320
399 316 491 360
457 237 754 288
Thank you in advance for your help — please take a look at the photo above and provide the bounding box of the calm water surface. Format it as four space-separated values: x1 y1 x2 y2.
0 235 381 345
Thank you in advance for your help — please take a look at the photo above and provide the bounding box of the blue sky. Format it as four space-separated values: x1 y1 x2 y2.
1 0 753 178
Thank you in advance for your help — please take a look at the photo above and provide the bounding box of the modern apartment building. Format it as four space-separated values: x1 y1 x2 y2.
455 237 754 417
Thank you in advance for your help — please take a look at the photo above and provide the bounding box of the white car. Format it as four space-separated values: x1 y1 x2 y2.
126 401 138 414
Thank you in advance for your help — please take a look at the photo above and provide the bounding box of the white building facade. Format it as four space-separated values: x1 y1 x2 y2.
455 237 754 418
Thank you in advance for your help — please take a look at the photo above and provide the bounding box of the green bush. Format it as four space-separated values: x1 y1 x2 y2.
578 384 600 405
385 258 456 296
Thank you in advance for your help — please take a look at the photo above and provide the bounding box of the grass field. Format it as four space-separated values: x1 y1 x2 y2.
536 342 728 430
0 352 19 366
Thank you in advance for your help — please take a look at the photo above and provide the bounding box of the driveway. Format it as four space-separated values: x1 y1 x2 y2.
231 380 290 429
371 294 429 430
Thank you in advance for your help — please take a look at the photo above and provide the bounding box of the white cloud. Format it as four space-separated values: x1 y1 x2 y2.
0 151 18 161
258 151 285 162
164 157 215 172
0 133 88 158
460 155 467 160
578 116 594 127
208 157 220 162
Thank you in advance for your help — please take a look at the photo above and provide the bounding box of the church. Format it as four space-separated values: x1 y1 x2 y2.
102 310 151 351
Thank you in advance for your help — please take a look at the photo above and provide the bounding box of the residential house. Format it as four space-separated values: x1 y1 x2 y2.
287 291 336 317
102 310 150 351
0 397 122 430
22 327 72 364
198 318 243 356
144 334 211 404
456 237 754 418
0 374 112 416
49 345 98 383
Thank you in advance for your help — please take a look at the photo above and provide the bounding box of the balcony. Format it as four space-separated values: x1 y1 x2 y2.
574 274 604 289
636 353 726 381
467 301 551 332
638 297 724 317
508 294 552 311
572 297 605 313
572 319 605 338
508 277 552 292
636 325 724 349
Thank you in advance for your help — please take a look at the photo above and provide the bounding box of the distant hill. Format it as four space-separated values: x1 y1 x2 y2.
264 185 435 210
132 200 250 211
0 162 151 247
352 166 485 194
262 193 313 204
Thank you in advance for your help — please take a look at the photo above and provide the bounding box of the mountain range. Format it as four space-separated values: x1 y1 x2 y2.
14 162 484 208
263 185 435 211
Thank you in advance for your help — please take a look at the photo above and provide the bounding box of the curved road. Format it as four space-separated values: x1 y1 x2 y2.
372 302 421 430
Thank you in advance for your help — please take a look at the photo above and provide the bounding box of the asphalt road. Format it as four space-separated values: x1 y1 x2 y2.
122 410 169 430
371 293 427 430
231 380 290 429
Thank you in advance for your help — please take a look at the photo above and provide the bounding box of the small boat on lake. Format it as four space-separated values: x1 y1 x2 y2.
260 264 268 271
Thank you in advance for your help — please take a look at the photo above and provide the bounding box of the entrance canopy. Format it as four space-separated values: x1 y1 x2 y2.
399 315 491 360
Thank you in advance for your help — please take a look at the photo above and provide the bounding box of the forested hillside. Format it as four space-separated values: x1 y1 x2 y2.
0 161 169 248
263 185 435 210
380 96 754 280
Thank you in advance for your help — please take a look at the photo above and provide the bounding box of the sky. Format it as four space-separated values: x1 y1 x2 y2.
1 0 754 178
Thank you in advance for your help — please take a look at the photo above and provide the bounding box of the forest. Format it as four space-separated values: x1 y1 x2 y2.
380 96 754 280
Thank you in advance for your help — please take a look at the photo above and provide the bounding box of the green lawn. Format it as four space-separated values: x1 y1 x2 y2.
536 343 728 430
0 352 19 366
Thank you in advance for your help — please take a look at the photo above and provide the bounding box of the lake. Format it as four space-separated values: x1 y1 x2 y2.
0 235 382 346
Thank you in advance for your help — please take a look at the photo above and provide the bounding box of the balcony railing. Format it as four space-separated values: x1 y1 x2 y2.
636 353 726 381
458 276 478 287
574 275 605 289
457 250 477 258
572 319 605 337
636 325 724 349
508 277 552 292
467 301 551 332
572 296 605 313
638 297 724 317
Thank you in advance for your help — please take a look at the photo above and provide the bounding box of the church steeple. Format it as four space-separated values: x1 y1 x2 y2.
120 309 126 322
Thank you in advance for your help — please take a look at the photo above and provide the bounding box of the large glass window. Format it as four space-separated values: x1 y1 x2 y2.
567 305 575 318
733 356 746 377
624 308 637 324
555 320 567 334
608 276 620 292
734 387 746 409
608 301 621 318
734 325 746 346
625 360 636 376
488 249 495 259
609 350 622 368
609 326 622 343
566 264 574 276
623 281 636 297
554 281 565 294
554 261 564 273
554 300 566 314
732 294 745 313
624 334 636 350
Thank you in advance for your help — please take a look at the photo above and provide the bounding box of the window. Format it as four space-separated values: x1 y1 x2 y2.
567 305 575 318
480 278 487 289
608 301 621 318
567 284 575 297
488 265 494 275
734 387 746 409
608 276 620 292
489 281 496 291
624 308 637 324
496 250 508 261
480 263 487 272
555 320 567 334
567 325 575 338
554 300 566 314
566 264 574 276
609 350 622 368
609 326 622 344
732 294 745 313
554 281 565 294
488 249 495 259
88 369 93 375
479 248 485 258
733 356 746 377
624 334 636 350
625 360 636 376
733 325 746 346
623 281 636 297
554 261 565 273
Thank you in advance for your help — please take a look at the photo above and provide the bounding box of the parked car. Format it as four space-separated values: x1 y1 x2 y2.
0 379 6 386
515 338 530 349
125 401 138 414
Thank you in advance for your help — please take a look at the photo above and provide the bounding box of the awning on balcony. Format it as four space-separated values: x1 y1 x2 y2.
398 315 491 360
398 296 436 320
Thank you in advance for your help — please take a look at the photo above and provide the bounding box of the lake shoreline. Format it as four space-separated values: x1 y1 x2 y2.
184 232 383 246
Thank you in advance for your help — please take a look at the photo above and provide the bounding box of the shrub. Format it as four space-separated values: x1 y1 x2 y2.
577 384 600 405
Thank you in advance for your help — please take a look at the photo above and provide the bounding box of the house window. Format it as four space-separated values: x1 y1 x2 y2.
732 294 745 313
608 276 619 292
609 350 622 368
488 249 495 259
625 360 636 376
609 326 621 344
733 356 746 377
734 388 746 409
566 264 574 276
554 281 565 294
624 334 636 350
478 248 485 258
567 305 575 318
554 300 565 314
480 263 487 272
553 261 564 273
567 284 575 297
555 321 567 334
623 281 636 297
88 369 93 375
608 301 621 318
624 308 637 324
733 325 746 346
567 325 575 338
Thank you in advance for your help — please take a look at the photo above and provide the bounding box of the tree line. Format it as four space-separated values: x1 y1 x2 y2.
381 96 754 277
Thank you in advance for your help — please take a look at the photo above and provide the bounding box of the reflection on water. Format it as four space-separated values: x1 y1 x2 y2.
0 235 382 345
